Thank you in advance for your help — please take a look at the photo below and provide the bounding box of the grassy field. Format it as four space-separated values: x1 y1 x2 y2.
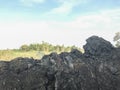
0 49 83 61
0 42 84 61
0 50 48 61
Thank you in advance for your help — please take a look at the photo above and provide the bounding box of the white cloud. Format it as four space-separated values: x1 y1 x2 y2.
65 8 120 44
48 0 88 15
0 9 120 49
20 0 45 6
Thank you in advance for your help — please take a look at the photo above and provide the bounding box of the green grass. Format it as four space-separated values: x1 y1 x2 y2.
0 49 84 61
0 50 46 61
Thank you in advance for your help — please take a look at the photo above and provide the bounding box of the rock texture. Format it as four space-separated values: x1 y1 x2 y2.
0 36 120 90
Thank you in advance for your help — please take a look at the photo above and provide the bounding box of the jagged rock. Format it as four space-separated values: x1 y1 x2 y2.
83 36 115 56
0 36 120 90
9 57 36 74
0 61 9 72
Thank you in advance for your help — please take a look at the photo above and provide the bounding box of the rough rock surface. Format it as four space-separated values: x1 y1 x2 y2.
0 36 120 90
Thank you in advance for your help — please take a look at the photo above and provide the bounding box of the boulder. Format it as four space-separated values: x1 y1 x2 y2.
83 36 114 56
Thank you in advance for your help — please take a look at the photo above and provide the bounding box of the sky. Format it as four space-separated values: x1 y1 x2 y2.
0 0 120 49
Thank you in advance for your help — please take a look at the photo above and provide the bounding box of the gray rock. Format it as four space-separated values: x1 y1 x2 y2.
83 36 114 56
0 36 120 90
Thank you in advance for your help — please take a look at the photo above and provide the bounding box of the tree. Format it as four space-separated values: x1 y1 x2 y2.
20 44 29 51
113 32 120 47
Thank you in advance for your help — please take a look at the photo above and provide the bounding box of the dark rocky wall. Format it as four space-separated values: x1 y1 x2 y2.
0 36 120 90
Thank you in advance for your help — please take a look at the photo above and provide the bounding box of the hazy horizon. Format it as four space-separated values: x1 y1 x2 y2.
0 0 120 49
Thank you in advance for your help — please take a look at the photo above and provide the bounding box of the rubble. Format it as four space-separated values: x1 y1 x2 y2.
0 36 120 90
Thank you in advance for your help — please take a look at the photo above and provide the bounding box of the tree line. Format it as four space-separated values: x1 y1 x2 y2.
15 32 120 52
19 41 82 52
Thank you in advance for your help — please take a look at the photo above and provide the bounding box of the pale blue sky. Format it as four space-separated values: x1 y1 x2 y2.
0 0 120 49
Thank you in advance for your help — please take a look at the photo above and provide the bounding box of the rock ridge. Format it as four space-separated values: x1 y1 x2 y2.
0 36 120 90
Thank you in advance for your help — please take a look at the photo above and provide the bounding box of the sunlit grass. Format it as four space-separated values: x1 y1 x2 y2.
0 50 45 61
0 48 83 61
